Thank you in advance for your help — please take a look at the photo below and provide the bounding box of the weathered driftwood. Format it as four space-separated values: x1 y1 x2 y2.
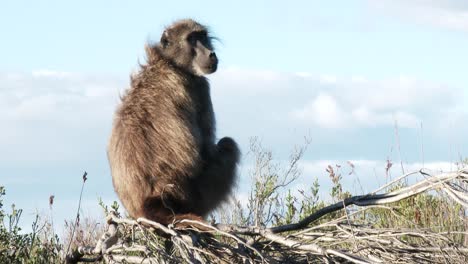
67 168 468 264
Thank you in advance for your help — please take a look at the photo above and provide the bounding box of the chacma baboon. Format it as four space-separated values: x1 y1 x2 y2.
108 19 240 225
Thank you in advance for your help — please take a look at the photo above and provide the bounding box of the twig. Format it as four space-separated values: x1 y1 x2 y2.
68 168 468 263
268 169 467 234
66 171 88 257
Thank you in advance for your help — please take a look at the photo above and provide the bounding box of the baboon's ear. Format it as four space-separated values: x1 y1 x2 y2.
161 30 169 48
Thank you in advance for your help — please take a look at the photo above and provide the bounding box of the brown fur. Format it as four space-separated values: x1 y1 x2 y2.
108 19 239 225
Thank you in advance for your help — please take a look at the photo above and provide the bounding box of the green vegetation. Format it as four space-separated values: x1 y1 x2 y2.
0 186 62 264
1 146 467 263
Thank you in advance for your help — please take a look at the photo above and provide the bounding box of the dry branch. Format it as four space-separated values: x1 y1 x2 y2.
67 168 468 263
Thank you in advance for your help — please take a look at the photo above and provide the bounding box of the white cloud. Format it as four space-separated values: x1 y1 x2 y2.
0 71 125 164
289 79 429 129
12 94 58 119
0 68 464 166
343 76 451 111
318 74 338 84
289 74 458 129
292 94 347 129
211 69 467 158
351 108 420 128
351 76 368 83
369 0 468 31
32 70 73 78
1 68 466 234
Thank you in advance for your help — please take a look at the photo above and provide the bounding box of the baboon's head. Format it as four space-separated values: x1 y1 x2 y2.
159 19 218 76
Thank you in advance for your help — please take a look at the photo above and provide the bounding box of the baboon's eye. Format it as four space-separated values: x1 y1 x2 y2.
187 34 197 45
187 32 208 46
161 30 170 48
161 37 169 48
200 32 208 42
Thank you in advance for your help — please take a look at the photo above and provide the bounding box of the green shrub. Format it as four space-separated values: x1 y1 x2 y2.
0 186 62 264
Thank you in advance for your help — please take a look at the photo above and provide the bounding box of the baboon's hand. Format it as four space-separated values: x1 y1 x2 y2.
217 137 240 156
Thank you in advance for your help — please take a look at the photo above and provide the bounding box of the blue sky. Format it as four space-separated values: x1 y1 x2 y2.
1 0 468 233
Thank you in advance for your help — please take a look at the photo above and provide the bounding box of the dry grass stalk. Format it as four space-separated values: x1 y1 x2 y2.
67 168 468 263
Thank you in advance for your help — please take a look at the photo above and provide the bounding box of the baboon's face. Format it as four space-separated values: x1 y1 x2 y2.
187 30 218 75
160 21 218 76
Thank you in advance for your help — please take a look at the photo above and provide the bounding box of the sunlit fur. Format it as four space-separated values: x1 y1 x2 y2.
108 19 239 225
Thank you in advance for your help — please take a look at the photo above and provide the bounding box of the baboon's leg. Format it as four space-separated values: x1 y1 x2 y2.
192 137 240 216
142 196 205 224
142 196 179 225
142 196 212 232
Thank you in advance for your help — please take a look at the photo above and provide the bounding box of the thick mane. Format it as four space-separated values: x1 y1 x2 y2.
166 19 206 34
143 44 163 65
